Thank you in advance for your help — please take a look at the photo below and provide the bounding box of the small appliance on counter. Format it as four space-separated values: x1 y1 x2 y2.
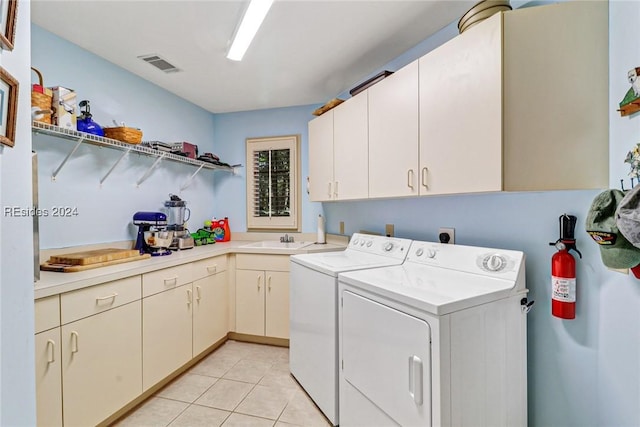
165 194 195 250
133 211 172 256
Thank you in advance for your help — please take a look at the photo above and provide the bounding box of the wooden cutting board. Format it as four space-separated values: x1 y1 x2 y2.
41 253 151 272
48 248 142 266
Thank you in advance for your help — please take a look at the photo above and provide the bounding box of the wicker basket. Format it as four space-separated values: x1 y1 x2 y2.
31 67 52 124
103 127 143 144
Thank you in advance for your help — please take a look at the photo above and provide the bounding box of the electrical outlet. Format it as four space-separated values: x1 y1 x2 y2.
438 227 455 244
339 221 345 235
385 224 394 237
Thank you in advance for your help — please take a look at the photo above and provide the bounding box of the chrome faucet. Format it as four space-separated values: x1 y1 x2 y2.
280 234 294 243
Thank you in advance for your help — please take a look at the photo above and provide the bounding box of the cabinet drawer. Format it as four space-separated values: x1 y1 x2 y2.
61 276 141 324
192 255 228 281
143 263 193 297
236 254 290 272
35 295 60 334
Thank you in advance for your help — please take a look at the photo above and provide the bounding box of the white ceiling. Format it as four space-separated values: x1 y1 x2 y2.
31 0 475 114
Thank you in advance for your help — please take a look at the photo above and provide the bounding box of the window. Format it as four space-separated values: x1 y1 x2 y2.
246 135 300 230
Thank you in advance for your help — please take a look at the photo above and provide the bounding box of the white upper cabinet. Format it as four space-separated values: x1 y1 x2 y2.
308 0 608 201
368 61 420 198
308 91 368 202
420 1 608 194
334 92 369 200
501 0 608 191
419 14 502 195
308 111 335 202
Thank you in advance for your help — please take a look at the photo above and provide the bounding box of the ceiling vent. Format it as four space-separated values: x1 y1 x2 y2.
138 54 182 73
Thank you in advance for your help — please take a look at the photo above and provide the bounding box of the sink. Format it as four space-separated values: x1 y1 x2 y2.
240 240 314 250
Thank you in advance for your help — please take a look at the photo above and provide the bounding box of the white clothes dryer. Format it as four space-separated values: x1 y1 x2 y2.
290 233 412 426
338 240 529 427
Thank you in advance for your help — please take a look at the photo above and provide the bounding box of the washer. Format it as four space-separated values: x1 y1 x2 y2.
338 240 529 427
290 233 412 426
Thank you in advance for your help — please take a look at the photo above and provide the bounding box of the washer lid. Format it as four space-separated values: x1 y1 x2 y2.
291 250 406 276
339 262 523 315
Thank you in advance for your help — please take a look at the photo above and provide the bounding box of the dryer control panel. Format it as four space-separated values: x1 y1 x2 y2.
348 233 412 260
406 240 525 282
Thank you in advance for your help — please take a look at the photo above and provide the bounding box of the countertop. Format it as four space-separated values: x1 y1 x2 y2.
35 237 346 300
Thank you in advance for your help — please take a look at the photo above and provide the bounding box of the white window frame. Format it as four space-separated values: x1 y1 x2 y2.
246 135 301 231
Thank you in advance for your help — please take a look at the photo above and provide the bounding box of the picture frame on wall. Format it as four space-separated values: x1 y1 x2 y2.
0 66 18 147
0 0 17 51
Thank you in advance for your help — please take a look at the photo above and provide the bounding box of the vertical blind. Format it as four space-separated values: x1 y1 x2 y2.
252 148 291 218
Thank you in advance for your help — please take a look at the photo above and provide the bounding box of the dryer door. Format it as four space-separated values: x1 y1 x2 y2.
342 291 432 427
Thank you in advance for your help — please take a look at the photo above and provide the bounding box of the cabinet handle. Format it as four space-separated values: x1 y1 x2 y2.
71 331 79 354
421 167 429 189
196 286 202 302
408 355 423 405
187 289 193 305
334 181 339 198
95 292 118 303
257 275 262 291
164 276 178 286
407 169 415 190
46 339 56 363
268 275 272 292
328 182 332 197
206 265 217 274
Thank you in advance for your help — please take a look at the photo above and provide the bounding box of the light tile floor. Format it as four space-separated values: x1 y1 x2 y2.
113 340 331 427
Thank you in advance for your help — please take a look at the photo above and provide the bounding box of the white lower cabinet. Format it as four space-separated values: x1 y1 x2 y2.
142 282 193 391
35 327 62 427
235 254 290 339
61 301 142 427
35 295 62 427
192 255 229 356
193 270 229 355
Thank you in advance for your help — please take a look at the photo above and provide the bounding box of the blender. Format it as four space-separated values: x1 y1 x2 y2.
133 211 173 256
165 194 195 250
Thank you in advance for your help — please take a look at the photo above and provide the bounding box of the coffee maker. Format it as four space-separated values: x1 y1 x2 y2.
165 194 195 250
133 211 173 256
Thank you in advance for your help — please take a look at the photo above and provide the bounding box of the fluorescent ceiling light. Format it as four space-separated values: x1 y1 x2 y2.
227 0 274 61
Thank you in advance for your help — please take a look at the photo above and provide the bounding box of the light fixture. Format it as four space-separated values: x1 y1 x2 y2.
227 0 274 61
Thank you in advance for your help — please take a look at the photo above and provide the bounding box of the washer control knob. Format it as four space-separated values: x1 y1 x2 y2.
384 242 394 252
361 240 366 246
352 238 359 245
484 254 506 272
426 249 437 259
366 241 373 247
415 248 424 257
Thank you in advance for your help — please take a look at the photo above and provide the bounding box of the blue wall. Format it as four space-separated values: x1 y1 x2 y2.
212 106 323 233
31 25 222 248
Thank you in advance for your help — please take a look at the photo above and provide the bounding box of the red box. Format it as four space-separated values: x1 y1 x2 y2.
172 142 198 159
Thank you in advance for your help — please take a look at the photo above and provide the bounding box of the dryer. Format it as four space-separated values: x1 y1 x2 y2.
338 240 529 427
290 233 412 426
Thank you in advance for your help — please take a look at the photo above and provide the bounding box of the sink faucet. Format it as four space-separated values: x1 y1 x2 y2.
280 234 294 243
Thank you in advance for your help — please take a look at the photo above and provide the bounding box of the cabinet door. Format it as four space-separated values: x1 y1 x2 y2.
308 110 335 202
143 284 193 391
61 302 142 427
236 270 266 336
368 61 419 198
419 13 502 195
265 271 290 339
35 328 62 427
334 91 369 200
193 271 229 356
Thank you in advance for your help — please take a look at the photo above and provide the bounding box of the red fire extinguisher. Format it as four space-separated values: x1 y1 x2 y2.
549 214 582 319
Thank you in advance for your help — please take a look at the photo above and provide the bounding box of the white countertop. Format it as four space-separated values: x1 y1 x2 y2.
35 239 346 300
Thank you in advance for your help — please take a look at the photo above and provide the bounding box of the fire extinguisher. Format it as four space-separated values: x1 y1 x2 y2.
549 214 582 319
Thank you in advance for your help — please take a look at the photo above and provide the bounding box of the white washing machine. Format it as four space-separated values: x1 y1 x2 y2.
290 233 412 426
338 241 529 427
